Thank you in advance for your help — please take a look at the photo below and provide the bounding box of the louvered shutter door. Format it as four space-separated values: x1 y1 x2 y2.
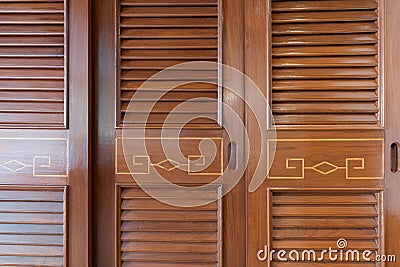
271 0 381 127
118 0 219 127
0 187 66 267
119 186 221 267
270 190 382 266
0 0 66 127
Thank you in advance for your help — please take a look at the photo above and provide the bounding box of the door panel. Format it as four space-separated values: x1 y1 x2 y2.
93 0 245 266
385 1 400 266
246 0 395 266
0 0 90 266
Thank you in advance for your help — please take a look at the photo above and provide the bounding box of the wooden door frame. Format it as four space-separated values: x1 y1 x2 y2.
384 1 400 266
245 0 269 265
68 0 92 265
91 0 246 266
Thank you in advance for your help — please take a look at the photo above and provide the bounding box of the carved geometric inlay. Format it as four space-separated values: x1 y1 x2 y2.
306 161 345 175
116 137 223 176
0 160 32 173
0 138 68 177
267 139 384 180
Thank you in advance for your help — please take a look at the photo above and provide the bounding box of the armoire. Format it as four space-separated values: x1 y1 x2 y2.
0 0 399 266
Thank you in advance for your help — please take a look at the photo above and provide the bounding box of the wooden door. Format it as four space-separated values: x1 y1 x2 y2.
0 0 90 266
246 0 400 266
92 0 246 266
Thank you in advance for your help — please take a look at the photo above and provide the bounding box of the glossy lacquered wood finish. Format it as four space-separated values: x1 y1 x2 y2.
118 0 220 127
0 0 90 266
68 0 92 265
270 0 383 127
384 0 400 266
93 0 245 266
117 185 222 266
0 0 67 128
0 186 67 266
246 0 390 266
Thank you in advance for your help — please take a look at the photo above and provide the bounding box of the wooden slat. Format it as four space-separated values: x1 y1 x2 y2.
121 199 217 210
273 229 378 240
272 10 378 23
121 241 217 253
271 0 381 127
273 114 379 125
272 102 378 114
273 240 378 250
121 38 218 49
272 79 378 91
0 234 63 246
270 191 381 267
0 202 63 213
122 252 217 263
0 47 63 57
273 56 378 68
121 232 217 242
0 13 64 24
272 205 377 217
121 0 217 6
0 188 65 266
121 101 217 113
0 256 63 267
272 263 377 267
119 186 220 266
118 0 219 127
272 0 378 12
0 224 63 235
122 113 217 124
121 210 217 221
0 3 64 13
120 70 217 81
121 81 217 90
122 263 217 267
0 36 64 46
121 17 217 27
273 193 379 204
0 245 63 257
273 34 378 46
121 7 217 17
0 0 66 127
121 221 217 232
273 22 378 35
273 91 378 102
272 68 378 79
121 90 217 101
273 45 377 57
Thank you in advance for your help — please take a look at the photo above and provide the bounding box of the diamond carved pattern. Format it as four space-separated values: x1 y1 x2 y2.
308 161 345 175
0 160 32 173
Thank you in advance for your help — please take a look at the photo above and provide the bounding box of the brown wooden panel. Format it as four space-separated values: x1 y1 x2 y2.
117 186 221 266
0 186 66 267
116 136 223 184
270 0 382 128
118 0 220 127
269 189 383 267
0 0 67 128
271 0 378 12
268 139 383 180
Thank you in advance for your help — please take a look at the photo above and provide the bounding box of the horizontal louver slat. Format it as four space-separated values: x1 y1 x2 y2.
270 190 381 267
271 0 381 127
119 186 220 266
119 0 219 127
0 187 65 267
0 0 66 128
